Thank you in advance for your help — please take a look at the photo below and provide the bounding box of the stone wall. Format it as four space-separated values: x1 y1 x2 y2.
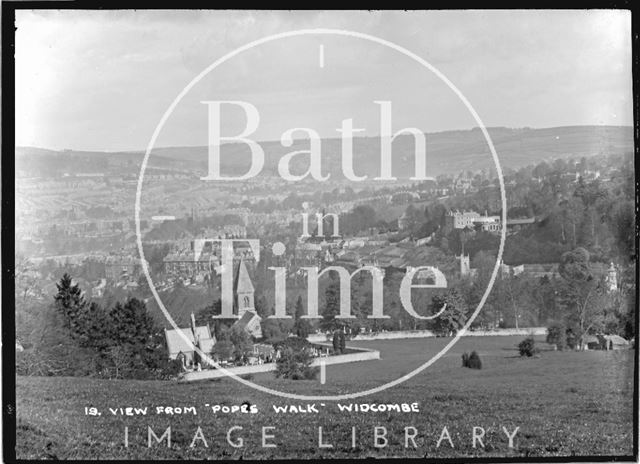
311 344 380 366
180 345 379 382
459 327 547 337
308 327 547 343
307 331 435 343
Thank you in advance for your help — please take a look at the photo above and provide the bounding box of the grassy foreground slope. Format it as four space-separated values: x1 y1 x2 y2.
16 336 635 460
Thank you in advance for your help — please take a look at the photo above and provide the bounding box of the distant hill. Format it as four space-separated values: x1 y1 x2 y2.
16 125 633 179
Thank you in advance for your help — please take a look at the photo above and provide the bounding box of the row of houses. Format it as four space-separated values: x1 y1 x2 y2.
163 240 257 279
445 210 536 234
459 255 619 292
104 254 149 282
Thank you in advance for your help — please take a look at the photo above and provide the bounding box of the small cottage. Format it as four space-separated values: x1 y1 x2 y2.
165 313 216 368
584 334 630 351
602 334 629 350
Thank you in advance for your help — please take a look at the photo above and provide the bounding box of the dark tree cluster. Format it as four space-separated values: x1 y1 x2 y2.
17 274 176 379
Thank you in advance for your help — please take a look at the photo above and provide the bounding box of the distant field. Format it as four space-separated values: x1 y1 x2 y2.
15 336 635 459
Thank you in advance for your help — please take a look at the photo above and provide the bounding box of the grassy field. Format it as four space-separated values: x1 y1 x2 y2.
15 336 636 460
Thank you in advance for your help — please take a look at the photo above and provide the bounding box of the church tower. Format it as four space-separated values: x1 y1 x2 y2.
234 258 255 317
459 254 471 277
606 262 618 293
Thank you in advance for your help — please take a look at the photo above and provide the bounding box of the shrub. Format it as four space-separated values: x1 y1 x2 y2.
518 337 539 357
274 347 318 380
546 321 566 350
461 351 482 369
211 340 234 361
16 349 51 376
332 331 341 354
468 351 482 369
565 328 577 350
228 326 254 361
261 319 292 344
293 318 312 339
273 336 311 352
159 358 184 379
346 322 361 340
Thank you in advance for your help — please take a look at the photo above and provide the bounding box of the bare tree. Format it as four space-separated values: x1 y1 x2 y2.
558 248 607 350
106 346 133 379
15 255 41 303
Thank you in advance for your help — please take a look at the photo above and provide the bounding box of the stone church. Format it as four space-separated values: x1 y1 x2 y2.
232 258 262 338
164 258 262 365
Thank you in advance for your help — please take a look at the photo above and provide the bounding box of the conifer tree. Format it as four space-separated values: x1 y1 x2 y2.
54 273 86 336
293 295 312 339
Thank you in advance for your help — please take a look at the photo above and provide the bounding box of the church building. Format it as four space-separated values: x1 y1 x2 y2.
232 258 262 338
164 259 263 365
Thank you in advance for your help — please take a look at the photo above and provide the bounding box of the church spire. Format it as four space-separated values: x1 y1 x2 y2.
233 258 255 316
234 258 255 294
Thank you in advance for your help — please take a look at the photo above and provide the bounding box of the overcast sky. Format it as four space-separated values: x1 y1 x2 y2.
15 10 633 151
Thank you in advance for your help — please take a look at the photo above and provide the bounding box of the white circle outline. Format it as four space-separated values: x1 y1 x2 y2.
135 28 507 401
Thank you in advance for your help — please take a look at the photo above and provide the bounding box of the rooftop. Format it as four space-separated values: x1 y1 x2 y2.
165 325 215 357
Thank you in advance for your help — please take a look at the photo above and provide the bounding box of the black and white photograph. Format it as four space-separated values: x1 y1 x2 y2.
3 8 637 461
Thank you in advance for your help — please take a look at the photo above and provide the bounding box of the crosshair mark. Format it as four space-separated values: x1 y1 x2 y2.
320 358 326 384
151 215 176 221
319 44 325 68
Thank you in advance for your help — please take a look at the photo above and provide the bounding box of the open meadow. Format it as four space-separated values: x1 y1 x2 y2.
15 336 635 459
